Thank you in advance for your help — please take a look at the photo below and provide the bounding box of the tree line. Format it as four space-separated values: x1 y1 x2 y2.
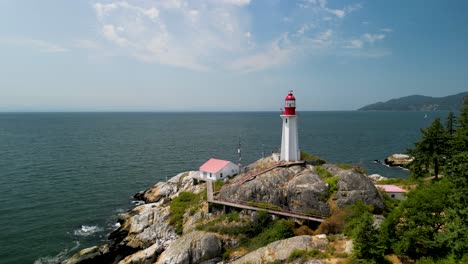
350 96 468 263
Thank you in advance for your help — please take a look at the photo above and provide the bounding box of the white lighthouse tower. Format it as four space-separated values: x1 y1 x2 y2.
280 91 300 161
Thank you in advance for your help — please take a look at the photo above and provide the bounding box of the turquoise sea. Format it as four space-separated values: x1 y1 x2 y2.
0 111 449 263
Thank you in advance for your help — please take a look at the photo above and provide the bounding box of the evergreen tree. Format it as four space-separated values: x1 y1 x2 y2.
407 118 449 179
459 95 468 129
352 211 384 262
380 180 452 260
445 112 456 135
452 96 468 154
440 152 468 259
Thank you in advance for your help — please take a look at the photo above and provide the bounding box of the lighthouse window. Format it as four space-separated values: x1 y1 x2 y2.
285 119 288 123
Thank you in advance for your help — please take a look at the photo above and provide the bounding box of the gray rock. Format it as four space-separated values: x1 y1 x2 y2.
232 235 327 264
156 231 222 264
384 154 414 167
287 171 330 216
218 166 331 215
118 242 164 264
335 170 384 210
368 174 388 182
61 244 110 264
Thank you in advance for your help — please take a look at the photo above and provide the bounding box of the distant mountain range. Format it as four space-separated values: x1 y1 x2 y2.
358 92 468 111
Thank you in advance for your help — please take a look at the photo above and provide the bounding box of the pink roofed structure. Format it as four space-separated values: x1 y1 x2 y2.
376 184 406 200
199 158 239 181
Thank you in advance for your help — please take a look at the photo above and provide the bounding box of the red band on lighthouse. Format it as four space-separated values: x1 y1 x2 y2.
283 91 296 115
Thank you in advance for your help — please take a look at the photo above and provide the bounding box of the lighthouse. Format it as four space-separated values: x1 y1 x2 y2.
280 91 300 161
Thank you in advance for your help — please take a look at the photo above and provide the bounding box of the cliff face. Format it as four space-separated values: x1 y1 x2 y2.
62 157 384 264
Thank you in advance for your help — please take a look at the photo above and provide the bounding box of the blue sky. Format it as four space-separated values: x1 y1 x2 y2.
0 0 467 111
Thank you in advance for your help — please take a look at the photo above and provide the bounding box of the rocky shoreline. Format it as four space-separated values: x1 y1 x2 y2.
63 157 386 264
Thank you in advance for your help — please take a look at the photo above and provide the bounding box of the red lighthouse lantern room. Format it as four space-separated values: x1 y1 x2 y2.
283 91 296 115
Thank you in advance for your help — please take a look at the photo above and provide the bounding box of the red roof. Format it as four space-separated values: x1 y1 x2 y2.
376 185 406 193
200 158 231 173
285 91 296 101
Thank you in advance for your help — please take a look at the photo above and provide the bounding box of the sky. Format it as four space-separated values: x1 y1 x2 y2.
0 0 467 111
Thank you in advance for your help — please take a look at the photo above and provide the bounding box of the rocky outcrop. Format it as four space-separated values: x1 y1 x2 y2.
62 244 110 264
156 231 222 264
384 154 414 167
135 172 198 203
111 204 178 250
287 171 330 215
232 235 328 264
323 164 384 210
62 158 385 264
218 165 331 216
368 174 388 182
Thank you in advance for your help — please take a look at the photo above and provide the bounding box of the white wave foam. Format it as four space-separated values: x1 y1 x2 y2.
73 225 103 236
34 241 80 264
132 200 145 206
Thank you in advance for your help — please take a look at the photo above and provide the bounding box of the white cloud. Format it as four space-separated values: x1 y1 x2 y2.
344 32 388 52
89 0 387 72
102 24 128 47
363 33 385 44
312 30 333 47
144 7 159 20
0 37 68 53
327 8 345 18
296 24 314 36
345 39 363 49
215 0 251 7
380 28 393 33
229 34 295 72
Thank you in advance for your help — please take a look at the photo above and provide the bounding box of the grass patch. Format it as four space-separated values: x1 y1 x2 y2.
315 166 334 179
301 150 326 165
325 176 339 195
169 192 202 234
213 180 225 192
337 163 353 170
288 249 327 262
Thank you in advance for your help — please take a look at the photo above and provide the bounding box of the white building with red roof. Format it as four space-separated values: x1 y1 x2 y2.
375 184 407 200
199 158 239 181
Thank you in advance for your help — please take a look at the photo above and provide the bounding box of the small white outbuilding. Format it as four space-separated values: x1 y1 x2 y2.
376 184 407 200
199 158 239 181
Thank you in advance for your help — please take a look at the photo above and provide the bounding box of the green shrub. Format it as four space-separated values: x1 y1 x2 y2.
225 210 240 222
246 218 294 250
337 163 353 170
315 166 334 179
301 151 326 165
325 176 338 194
213 180 225 192
169 192 201 234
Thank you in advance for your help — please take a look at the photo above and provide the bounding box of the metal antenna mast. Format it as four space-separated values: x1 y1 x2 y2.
238 136 242 169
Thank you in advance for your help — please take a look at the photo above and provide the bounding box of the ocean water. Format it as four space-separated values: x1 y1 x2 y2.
0 111 448 263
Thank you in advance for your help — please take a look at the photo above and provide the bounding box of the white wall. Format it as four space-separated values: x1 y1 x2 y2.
280 115 300 161
200 162 239 181
388 192 405 200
